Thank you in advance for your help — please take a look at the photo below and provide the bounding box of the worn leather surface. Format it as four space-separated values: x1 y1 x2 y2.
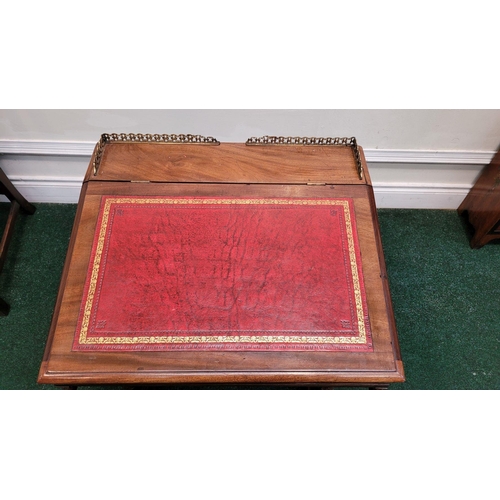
73 197 373 351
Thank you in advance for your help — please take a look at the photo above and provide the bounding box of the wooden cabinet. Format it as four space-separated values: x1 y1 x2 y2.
458 149 500 248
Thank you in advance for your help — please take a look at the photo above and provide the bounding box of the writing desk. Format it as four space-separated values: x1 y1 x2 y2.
38 135 404 388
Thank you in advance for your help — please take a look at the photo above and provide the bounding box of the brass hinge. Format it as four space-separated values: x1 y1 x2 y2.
245 135 364 180
306 182 326 186
92 133 220 176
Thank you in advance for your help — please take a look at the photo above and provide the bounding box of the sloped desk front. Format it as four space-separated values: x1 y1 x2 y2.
38 138 404 388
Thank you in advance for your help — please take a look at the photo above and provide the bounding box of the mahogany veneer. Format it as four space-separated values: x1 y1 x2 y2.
38 138 405 388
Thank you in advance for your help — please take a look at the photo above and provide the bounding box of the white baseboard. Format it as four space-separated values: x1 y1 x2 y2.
364 149 494 165
0 177 83 204
373 184 470 209
0 140 495 165
0 176 473 209
0 139 492 208
0 139 496 164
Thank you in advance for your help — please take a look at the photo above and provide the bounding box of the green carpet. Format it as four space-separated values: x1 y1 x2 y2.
377 210 499 390
0 203 498 390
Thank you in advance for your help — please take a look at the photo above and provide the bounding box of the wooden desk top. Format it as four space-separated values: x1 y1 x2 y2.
38 137 404 388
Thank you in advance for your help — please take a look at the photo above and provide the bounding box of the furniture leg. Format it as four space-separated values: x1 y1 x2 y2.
0 168 36 214
0 168 36 316
0 296 10 316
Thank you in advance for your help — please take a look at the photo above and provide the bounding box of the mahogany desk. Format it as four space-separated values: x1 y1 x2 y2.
38 135 405 389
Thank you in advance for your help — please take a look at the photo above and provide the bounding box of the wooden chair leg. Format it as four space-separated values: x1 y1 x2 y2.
0 201 20 316
0 201 20 272
0 169 36 316
0 296 10 316
0 168 36 214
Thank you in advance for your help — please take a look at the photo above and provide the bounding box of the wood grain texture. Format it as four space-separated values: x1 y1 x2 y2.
86 142 367 185
39 142 404 387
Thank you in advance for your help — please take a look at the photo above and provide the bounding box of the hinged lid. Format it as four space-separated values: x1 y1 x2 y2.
85 134 370 186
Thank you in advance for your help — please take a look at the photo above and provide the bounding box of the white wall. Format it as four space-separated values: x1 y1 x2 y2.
1 109 500 150
1 109 499 208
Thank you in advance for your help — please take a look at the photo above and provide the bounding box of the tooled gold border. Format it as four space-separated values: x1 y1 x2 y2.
77 198 368 346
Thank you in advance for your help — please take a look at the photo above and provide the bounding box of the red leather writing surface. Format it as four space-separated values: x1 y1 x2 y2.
73 197 373 351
